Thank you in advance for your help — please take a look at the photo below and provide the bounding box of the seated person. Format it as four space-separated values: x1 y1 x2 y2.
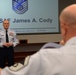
1 4 76 75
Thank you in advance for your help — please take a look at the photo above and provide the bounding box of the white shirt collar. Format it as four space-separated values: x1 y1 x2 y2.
65 36 76 46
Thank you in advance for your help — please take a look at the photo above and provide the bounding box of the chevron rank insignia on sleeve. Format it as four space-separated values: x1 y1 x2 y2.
9 56 30 71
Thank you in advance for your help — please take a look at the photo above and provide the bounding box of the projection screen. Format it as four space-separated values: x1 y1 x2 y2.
0 0 59 34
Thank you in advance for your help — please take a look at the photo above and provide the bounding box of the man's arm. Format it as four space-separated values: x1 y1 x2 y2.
1 52 41 75
11 31 19 47
0 68 2 75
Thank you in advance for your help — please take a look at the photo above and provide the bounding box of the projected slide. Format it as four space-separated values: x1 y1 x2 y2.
0 0 59 34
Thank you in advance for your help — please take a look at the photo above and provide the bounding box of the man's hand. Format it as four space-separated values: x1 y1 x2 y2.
7 42 13 47
59 40 65 45
3 42 13 47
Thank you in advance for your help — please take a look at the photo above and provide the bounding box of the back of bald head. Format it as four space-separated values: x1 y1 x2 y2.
60 4 76 26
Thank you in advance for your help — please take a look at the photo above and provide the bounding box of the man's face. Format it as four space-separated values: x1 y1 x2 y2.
3 20 9 30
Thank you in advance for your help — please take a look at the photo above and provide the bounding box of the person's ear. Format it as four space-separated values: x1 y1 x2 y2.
61 24 67 36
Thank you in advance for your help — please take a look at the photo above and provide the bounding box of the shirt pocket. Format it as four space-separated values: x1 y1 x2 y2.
0 35 5 42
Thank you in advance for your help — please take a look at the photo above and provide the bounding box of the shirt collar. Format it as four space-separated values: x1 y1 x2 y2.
2 29 9 32
65 36 76 46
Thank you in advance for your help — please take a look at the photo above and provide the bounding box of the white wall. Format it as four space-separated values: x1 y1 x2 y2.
17 34 62 43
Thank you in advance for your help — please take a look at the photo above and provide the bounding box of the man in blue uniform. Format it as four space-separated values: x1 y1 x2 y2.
1 4 76 75
0 20 19 68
